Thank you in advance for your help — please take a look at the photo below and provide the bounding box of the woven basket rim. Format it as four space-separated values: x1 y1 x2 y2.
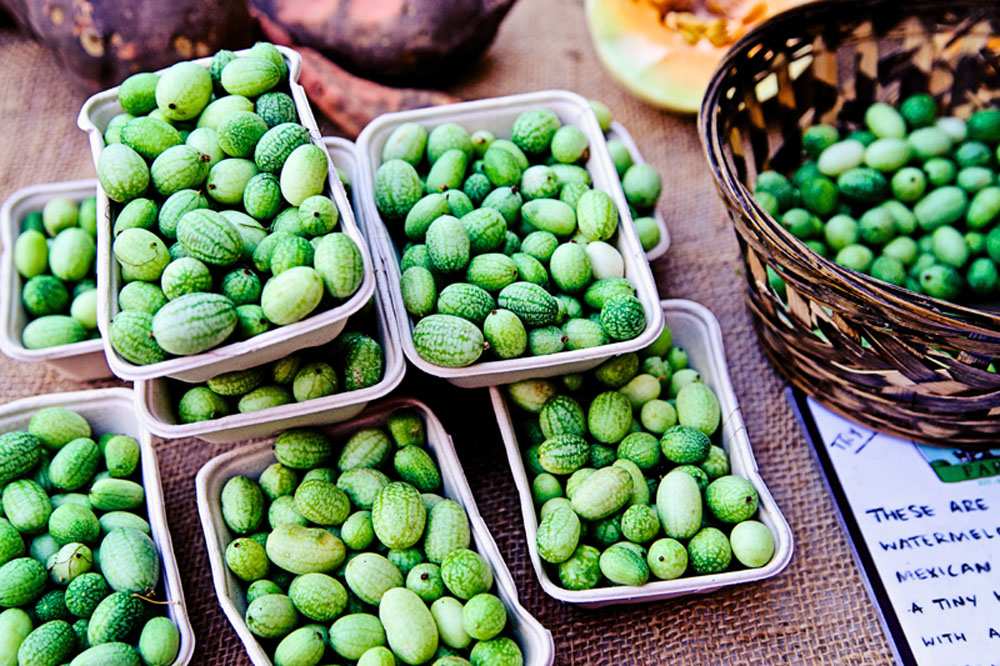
697 0 1000 332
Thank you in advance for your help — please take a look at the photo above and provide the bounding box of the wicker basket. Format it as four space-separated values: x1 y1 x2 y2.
699 0 1000 447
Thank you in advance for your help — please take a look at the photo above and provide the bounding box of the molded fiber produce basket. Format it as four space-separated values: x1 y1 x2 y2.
490 299 793 606
0 179 112 381
699 0 1000 446
0 388 194 663
77 45 375 384
134 137 406 444
607 122 671 261
356 90 664 388
196 397 555 666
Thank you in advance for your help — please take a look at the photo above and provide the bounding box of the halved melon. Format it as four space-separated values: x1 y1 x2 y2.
585 0 801 114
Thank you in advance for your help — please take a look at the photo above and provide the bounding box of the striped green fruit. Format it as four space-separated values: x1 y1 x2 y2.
266 524 345 574
273 429 331 469
375 159 423 221
0 557 46 606
536 504 580 563
539 395 586 438
22 316 86 350
537 434 589 475
436 283 494 325
656 469 703 539
379 587 439 665
87 591 144 645
587 391 632 444
196 94 253 130
345 552 403 605
121 116 181 160
371 482 426 550
221 57 281 97
151 293 236 355
49 228 96 282
99 528 160 594
206 158 258 205
280 144 328 206
3 480 52 533
110 311 168 365
570 465 633 520
338 332 385 391
48 438 99 491
261 266 324 324
404 193 449 241
238 386 292 413
497 282 558 326
521 198 577 236
563 317 607 350
157 189 208 240
18 620 75 666
576 190 619 241
0 431 42 486
466 253 519 293
401 267 438 318
314 233 363 299
174 209 242 266
549 242 593 293
584 277 635 310
412 315 484 368
113 228 171 282
338 428 392 471
461 208 507 253
150 145 210 196
426 215 470 273
425 149 467 193
329 613 386 661
243 173 282 220
217 111 268 158
600 295 646 341
483 309 526 359
393 446 441 492
97 144 149 203
423 499 471 564
160 257 212 300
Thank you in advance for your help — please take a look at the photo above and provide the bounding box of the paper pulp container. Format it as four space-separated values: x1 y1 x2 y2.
490 299 794 607
196 397 555 666
607 122 671 261
135 137 405 444
77 46 375 383
356 90 664 388
0 388 194 662
0 180 112 381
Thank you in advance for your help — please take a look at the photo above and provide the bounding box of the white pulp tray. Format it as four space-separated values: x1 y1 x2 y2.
196 397 555 666
490 299 793 607
135 137 405 444
607 121 671 261
0 179 111 381
77 45 375 383
0 388 194 662
356 90 664 388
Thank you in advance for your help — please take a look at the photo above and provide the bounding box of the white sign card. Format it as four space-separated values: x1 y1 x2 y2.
792 391 1000 666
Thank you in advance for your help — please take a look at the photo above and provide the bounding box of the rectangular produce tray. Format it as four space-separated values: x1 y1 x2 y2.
134 137 405 444
0 179 112 381
0 388 194 662
607 122 671 261
490 299 794 607
77 46 375 383
356 90 664 388
196 397 555 666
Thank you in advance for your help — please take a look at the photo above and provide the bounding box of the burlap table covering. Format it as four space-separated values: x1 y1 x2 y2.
0 1 893 662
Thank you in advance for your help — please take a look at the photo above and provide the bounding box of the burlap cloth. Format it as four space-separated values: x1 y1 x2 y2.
0 1 894 662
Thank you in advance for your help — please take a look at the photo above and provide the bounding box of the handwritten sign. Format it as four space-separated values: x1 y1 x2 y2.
806 398 1000 666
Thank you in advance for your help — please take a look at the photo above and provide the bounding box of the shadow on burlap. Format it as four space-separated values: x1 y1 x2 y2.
0 1 892 662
